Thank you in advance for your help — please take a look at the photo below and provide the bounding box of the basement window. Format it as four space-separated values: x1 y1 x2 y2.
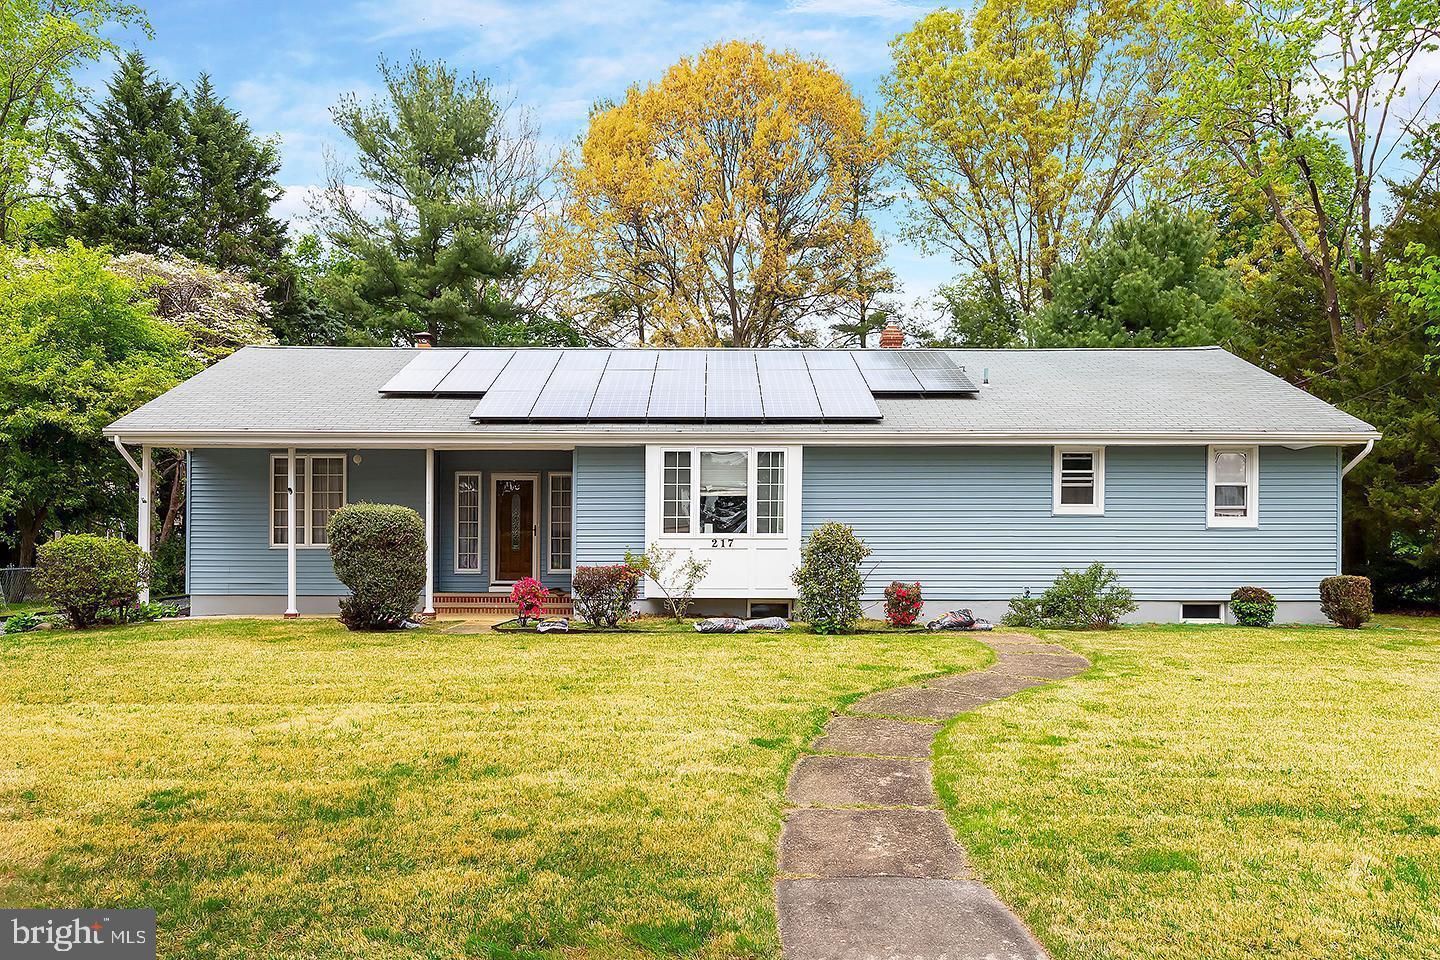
1181 602 1224 623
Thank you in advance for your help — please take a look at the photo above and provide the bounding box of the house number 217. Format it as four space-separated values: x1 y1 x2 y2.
709 538 736 548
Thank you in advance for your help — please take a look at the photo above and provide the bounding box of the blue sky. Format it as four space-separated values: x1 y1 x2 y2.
104 0 953 319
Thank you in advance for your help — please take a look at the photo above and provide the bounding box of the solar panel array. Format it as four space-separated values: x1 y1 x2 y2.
378 348 977 421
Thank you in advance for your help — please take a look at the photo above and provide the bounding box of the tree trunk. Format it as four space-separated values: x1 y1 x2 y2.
16 505 46 567
158 456 185 546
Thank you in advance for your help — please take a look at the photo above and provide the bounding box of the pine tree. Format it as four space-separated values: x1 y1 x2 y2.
179 73 286 272
60 50 186 252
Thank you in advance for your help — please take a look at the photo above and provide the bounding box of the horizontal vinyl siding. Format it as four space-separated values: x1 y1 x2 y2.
434 451 574 593
573 446 645 567
801 445 1340 602
188 448 424 596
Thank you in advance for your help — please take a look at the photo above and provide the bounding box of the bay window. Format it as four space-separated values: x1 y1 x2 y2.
659 448 787 536
270 454 346 547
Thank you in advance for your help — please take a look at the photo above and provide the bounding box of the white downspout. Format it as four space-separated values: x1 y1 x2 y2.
285 448 298 618
138 446 152 604
1342 438 1375 477
424 448 436 618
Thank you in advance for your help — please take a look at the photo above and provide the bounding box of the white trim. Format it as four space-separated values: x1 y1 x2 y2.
1180 601 1226 623
547 471 573 574
138 445 152 604
423 448 435 616
488 473 540 587
1206 444 1259 528
285 448 297 617
268 453 347 549
102 429 1383 449
1052 446 1104 516
453 471 483 574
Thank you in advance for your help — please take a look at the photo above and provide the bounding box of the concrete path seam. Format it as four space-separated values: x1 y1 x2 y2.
775 632 1089 960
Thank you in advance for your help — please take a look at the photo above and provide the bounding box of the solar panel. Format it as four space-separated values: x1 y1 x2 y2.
704 350 764 420
804 352 882 420
590 352 656 419
470 350 562 420
853 350 924 393
379 349 466 394
648 351 706 420
432 349 515 394
901 349 979 393
757 351 822 420
528 351 608 420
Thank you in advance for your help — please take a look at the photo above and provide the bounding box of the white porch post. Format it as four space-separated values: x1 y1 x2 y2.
138 445 152 604
424 448 436 617
285 447 298 618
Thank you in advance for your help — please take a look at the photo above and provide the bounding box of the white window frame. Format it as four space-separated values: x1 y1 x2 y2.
547 471 573 574
268 453 347 549
1052 446 1105 516
1207 445 1260 528
657 447 789 540
454 471 483 573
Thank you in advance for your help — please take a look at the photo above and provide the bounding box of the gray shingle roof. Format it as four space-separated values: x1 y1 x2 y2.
105 345 1378 443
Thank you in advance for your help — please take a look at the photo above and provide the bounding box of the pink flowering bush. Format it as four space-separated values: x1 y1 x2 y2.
510 576 548 623
884 581 923 627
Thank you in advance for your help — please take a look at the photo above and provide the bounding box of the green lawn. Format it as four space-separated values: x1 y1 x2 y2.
936 616 1440 960
3 616 1437 959
0 617 987 959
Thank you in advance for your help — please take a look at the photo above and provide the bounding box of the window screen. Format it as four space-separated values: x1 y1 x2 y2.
1213 451 1249 517
1059 451 1096 506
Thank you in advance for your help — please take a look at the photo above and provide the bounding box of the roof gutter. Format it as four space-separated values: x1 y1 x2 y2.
111 435 142 477
1341 437 1376 477
99 428 1385 448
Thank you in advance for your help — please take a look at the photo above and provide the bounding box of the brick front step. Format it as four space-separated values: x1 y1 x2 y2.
433 593 574 617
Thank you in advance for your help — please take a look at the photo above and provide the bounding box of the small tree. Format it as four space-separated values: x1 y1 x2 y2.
625 543 710 620
792 522 871 634
34 534 149 628
327 503 425 630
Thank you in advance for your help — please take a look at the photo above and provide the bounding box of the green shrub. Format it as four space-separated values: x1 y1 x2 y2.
792 522 871 634
4 611 44 635
34 534 149 628
327 503 426 630
97 600 181 625
571 564 641 627
1002 562 1136 629
1230 586 1276 627
1320 575 1373 629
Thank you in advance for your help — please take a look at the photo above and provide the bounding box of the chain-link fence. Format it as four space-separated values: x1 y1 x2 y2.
1 567 38 605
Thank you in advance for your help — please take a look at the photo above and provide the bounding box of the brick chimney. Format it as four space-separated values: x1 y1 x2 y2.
878 320 904 349
415 331 434 348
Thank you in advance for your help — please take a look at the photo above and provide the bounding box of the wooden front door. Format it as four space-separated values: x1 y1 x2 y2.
492 477 536 583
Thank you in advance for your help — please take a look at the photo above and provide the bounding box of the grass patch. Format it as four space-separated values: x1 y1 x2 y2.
934 616 1440 960
0 616 987 959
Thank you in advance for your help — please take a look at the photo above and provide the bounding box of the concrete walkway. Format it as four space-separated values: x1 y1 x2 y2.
776 633 1089 960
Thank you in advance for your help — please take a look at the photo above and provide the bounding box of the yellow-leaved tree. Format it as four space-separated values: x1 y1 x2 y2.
543 40 889 347
882 0 1176 315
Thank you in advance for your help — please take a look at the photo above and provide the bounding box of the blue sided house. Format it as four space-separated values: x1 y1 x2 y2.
105 342 1379 623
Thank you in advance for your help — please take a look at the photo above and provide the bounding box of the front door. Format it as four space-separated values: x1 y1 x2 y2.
493 476 536 584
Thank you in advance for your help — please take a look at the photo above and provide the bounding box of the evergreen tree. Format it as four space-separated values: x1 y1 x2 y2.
1036 209 1237 347
178 74 287 273
60 50 186 253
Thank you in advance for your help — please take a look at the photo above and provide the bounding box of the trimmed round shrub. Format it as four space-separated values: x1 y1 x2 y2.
1320 575 1373 629
327 503 426 630
884 581 923 627
34 534 149 628
792 522 871 634
571 564 640 627
1230 586 1276 627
